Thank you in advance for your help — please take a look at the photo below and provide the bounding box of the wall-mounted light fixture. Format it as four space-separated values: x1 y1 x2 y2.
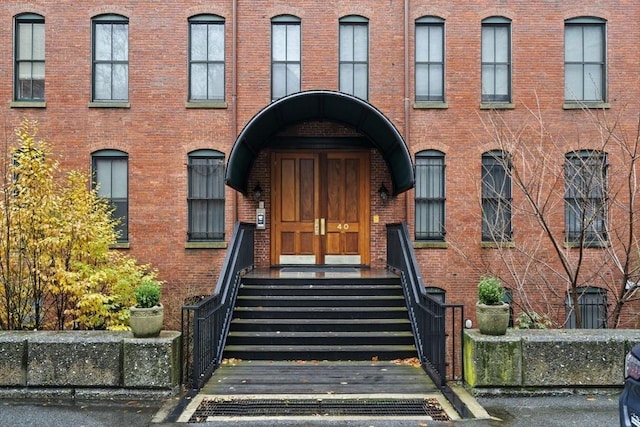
378 183 389 201
253 183 263 201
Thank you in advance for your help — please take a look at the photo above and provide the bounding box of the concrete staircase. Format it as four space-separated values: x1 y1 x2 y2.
223 273 417 361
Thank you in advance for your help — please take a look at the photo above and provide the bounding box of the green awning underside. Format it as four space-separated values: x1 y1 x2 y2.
225 90 414 196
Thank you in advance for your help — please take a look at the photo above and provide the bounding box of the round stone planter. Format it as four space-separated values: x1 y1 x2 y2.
476 302 510 336
129 304 164 338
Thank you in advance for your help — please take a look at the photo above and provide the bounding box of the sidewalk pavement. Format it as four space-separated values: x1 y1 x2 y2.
0 390 620 427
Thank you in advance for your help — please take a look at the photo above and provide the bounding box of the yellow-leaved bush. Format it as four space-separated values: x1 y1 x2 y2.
0 119 160 330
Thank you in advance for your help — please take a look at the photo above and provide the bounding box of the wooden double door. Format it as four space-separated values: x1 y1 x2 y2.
271 150 370 266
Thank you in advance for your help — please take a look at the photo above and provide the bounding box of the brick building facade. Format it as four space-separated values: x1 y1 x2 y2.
1 1 639 329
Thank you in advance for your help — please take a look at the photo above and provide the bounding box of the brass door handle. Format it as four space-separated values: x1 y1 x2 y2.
320 218 325 235
314 218 319 235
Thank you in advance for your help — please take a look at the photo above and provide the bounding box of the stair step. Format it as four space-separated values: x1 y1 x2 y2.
223 344 417 361
232 306 409 319
240 284 403 296
241 277 401 286
224 274 415 361
226 331 415 346
230 318 412 332
236 295 406 307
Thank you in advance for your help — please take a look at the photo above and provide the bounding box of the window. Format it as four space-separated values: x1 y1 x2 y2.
482 151 512 242
189 15 225 102
272 15 300 100
188 150 225 241
415 17 444 102
92 14 129 102
503 288 514 327
565 287 607 328
564 150 607 245
425 287 446 304
15 13 45 101
481 17 511 103
92 150 128 242
415 150 445 241
339 16 368 100
564 17 606 103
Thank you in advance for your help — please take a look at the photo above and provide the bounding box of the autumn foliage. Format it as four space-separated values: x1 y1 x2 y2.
0 120 159 330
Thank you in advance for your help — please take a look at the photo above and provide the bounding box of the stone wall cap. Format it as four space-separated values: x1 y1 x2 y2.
28 331 128 343
466 328 640 342
123 330 181 342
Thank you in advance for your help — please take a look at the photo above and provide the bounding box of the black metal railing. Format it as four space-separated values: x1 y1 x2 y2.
386 223 464 387
181 222 255 390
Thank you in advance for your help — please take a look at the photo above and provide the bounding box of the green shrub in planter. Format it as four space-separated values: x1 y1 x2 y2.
476 276 509 336
477 276 504 305
130 279 164 338
134 279 162 308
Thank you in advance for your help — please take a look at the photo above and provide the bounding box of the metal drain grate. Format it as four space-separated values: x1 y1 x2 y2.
189 398 450 422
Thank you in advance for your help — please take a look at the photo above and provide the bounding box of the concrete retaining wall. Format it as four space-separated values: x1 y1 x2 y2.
0 330 180 399
464 329 640 392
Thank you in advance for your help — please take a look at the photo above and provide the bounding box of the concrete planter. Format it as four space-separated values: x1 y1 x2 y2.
464 329 640 391
0 330 181 398
129 304 164 338
476 302 510 336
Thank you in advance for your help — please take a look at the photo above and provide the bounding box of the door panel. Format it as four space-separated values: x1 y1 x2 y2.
272 150 369 265
272 152 320 265
324 153 369 264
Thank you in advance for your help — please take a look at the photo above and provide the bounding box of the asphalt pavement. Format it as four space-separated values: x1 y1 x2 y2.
0 391 621 427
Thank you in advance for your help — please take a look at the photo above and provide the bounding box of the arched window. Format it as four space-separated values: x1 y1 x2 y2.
425 287 446 304
482 150 512 242
92 150 128 242
14 13 45 101
92 14 129 102
564 17 606 104
565 287 608 328
188 150 226 241
481 17 511 103
564 150 607 246
271 15 301 100
415 150 445 241
339 15 368 100
189 15 225 102
415 16 445 102
503 287 514 327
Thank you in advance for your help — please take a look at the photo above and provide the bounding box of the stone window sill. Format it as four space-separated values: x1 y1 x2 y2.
11 101 46 108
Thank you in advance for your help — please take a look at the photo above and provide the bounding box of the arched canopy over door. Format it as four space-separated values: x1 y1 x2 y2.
225 90 414 195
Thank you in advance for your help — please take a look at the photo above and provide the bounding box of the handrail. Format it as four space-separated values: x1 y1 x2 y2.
181 222 255 390
386 222 464 386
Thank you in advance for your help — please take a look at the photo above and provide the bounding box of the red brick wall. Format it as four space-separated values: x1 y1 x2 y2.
0 1 638 329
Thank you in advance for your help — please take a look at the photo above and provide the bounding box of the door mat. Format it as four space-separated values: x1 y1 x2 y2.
188 397 450 422
280 267 359 273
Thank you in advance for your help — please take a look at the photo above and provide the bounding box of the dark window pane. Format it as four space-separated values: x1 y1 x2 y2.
189 19 225 101
564 151 607 245
93 18 129 102
565 288 607 328
188 154 225 241
271 21 300 100
415 151 445 241
564 21 605 102
481 22 511 102
339 21 368 100
93 154 128 242
482 151 512 242
15 18 45 101
415 23 444 101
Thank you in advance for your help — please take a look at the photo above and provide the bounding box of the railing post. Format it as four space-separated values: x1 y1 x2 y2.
180 222 256 392
386 222 464 384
